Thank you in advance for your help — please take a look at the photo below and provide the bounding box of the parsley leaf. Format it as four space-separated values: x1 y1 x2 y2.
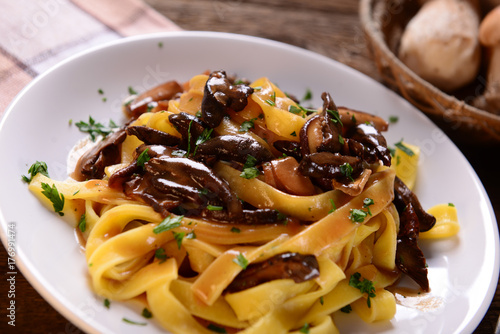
340 305 352 313
230 227 241 233
22 161 49 183
349 208 368 223
327 109 343 127
389 115 399 124
141 308 153 319
299 323 310 333
340 162 354 182
172 231 185 249
207 324 227 333
193 128 213 155
302 88 313 101
154 248 168 263
78 214 86 232
153 215 184 234
104 298 110 309
394 139 415 157
75 116 117 141
206 205 223 211
240 167 260 179
41 182 65 216
239 118 257 132
349 272 376 308
122 318 147 326
128 86 138 95
136 148 150 168
328 199 337 214
233 253 249 270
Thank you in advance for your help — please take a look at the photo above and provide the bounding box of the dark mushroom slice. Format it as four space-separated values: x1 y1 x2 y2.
145 157 243 219
272 140 302 160
126 126 181 146
123 80 184 119
194 135 275 165
168 112 209 150
201 70 254 128
72 129 127 181
298 152 363 181
346 123 392 166
299 93 344 156
338 106 389 133
226 252 320 293
395 202 430 292
393 176 436 232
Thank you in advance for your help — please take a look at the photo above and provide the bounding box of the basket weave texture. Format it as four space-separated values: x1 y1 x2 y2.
360 0 500 144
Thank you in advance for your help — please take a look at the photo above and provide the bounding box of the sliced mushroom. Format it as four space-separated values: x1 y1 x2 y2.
126 126 181 146
194 135 274 165
226 252 320 293
272 140 302 160
124 80 183 119
338 106 389 133
72 129 127 181
199 208 284 224
346 123 391 166
267 157 316 196
201 71 254 128
168 112 209 150
298 152 362 181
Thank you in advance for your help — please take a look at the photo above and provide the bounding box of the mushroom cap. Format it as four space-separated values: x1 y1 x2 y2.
479 6 500 46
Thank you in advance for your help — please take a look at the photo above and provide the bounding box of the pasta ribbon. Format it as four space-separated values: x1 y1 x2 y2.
420 203 460 239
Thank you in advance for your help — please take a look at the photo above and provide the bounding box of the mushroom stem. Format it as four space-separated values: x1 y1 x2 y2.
485 45 500 110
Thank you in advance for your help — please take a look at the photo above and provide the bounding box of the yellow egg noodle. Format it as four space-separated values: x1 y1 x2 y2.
26 72 459 333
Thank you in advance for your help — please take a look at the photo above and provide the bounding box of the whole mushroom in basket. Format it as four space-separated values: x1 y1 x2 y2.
398 0 481 92
478 5 500 114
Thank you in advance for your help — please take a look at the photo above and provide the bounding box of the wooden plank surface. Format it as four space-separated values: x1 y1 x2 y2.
0 0 498 333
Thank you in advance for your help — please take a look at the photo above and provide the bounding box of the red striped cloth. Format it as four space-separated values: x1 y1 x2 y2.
0 0 181 116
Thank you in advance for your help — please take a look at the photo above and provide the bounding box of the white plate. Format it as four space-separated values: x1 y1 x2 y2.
0 31 498 334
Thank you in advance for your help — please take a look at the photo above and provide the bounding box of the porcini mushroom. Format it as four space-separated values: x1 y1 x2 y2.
479 6 500 114
398 0 481 92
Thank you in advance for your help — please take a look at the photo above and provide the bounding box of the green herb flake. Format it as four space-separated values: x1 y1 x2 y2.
394 139 415 157
154 248 168 263
265 99 276 106
291 131 297 137
349 209 368 223
98 89 104 95
195 128 214 152
328 199 337 214
68 119 73 125
338 134 345 145
122 318 147 326
239 118 257 132
186 231 197 239
340 162 354 182
41 182 65 216
230 227 241 233
349 272 376 308
243 155 257 169
136 148 150 168
158 42 163 48
207 323 227 333
240 167 260 179
153 215 184 234
104 298 110 309
351 114 357 123
327 109 343 127
172 231 185 249
288 105 302 115
78 214 86 233
340 304 352 313
448 202 455 207
22 161 49 183
233 253 249 270
75 116 117 141
142 307 153 319
302 88 313 101
299 323 310 334
389 115 399 124
319 296 324 305
102 97 107 102
128 86 138 95
207 205 223 211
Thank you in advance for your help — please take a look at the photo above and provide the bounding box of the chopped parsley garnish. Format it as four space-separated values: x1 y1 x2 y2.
302 88 313 101
338 134 345 145
154 248 168 263
41 182 65 216
299 323 310 333
389 115 399 124
207 323 227 333
363 198 374 216
243 155 257 169
340 162 354 182
142 308 153 319
349 209 368 223
195 128 213 153
78 214 86 232
230 227 241 233
128 86 138 95
327 109 343 127
207 205 223 211
153 215 184 234
75 116 118 141
291 131 297 137
98 89 104 95
349 272 376 308
239 118 257 132
186 231 197 239
319 296 324 305
233 253 249 270
448 203 455 207
122 318 147 326
288 105 302 115
22 161 49 183
240 167 260 179
340 305 352 313
158 42 163 48
172 231 185 249
394 139 415 156
328 199 337 213
186 120 194 156
265 98 275 106
136 148 150 168
351 114 357 123
104 298 110 309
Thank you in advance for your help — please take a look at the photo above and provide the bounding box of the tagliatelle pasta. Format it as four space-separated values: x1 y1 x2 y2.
25 71 459 333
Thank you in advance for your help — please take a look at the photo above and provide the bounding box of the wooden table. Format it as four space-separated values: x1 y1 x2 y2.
1 0 498 332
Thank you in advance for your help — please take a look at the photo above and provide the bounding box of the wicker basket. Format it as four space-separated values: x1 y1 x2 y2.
360 0 500 144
